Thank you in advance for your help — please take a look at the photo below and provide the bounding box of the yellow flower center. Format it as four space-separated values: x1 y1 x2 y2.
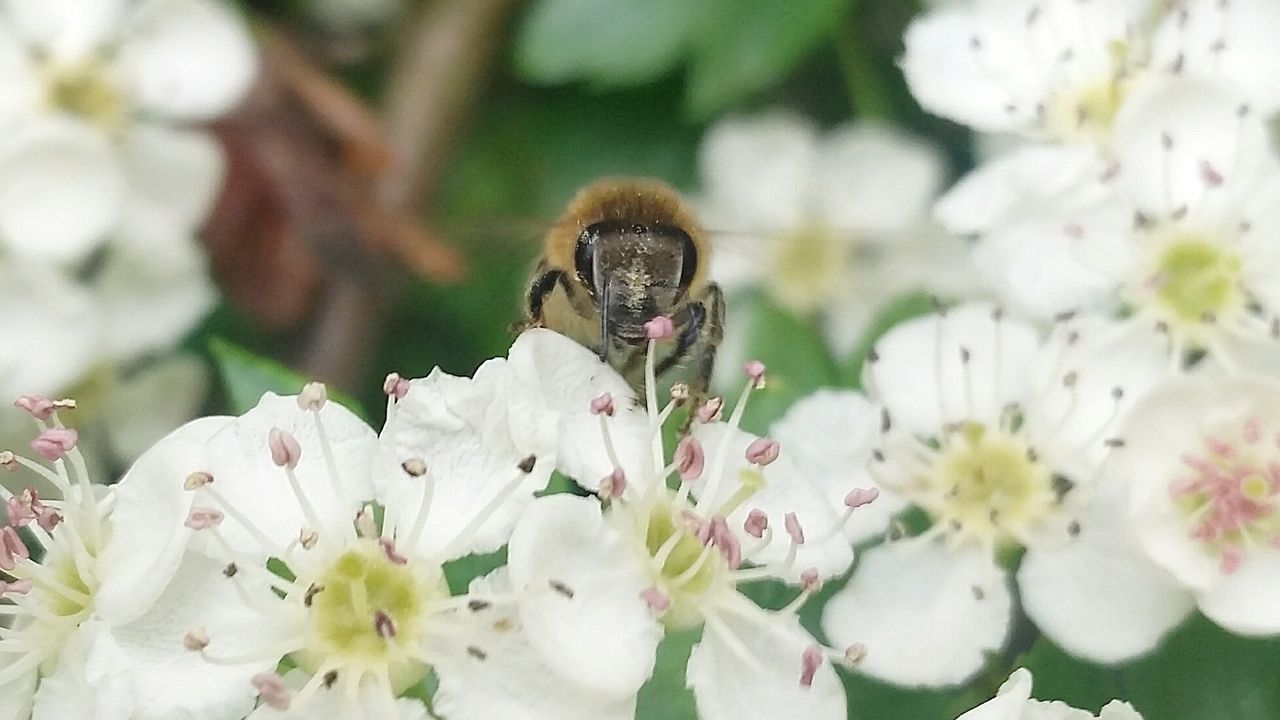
766 226 851 314
1150 237 1244 328
642 501 725 630
42 59 124 129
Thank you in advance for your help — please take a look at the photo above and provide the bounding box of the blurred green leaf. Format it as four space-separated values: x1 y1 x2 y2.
514 0 697 87
443 548 508 595
1016 637 1125 713
734 292 841 434
844 672 975 720
637 628 700 720
1120 614 1280 720
684 0 852 118
209 338 366 419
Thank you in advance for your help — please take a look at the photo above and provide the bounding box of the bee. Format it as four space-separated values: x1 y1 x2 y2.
518 178 725 397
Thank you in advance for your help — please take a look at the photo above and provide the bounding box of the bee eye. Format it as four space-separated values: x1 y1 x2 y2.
574 234 596 292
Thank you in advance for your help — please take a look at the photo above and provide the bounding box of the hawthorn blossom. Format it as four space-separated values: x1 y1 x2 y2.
0 0 256 258
957 669 1143 720
0 396 262 720
160 364 619 716
1109 375 1280 635
942 79 1280 371
698 112 975 357
796 303 1193 687
500 324 877 718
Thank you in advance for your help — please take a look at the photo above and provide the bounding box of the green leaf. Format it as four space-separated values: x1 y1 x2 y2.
843 671 975 720
733 292 841 434
1016 637 1125 713
1119 614 1280 720
442 548 508 595
514 0 697 87
209 338 366 419
637 628 700 720
684 0 853 118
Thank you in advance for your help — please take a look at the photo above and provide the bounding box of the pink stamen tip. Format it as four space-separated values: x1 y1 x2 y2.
0 526 29 571
710 515 742 569
801 568 821 592
383 373 410 400
744 509 769 538
268 428 303 469
745 438 780 466
1244 418 1261 444
297 382 329 411
644 316 675 340
641 586 671 612
1221 547 1243 574
0 578 33 596
6 497 34 528
379 537 409 565
30 428 78 461
695 397 724 424
0 451 17 471
744 360 767 388
675 436 706 481
844 487 879 509
784 512 805 545
600 467 627 499
184 507 225 531
13 395 55 420
36 509 62 532
590 393 616 417
799 645 824 688
251 673 292 711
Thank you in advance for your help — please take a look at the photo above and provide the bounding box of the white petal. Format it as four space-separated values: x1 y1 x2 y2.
1199 551 1280 635
4 0 125 59
248 670 428 720
505 329 651 490
0 661 36 720
1098 701 1144 720
863 302 1040 434
109 553 270 720
1150 0 1280 116
814 124 945 239
1017 499 1194 663
770 389 907 543
0 262 97 399
198 393 377 558
955 668 1033 720
377 362 550 560
822 540 1012 687
95 416 232 624
30 621 135 720
433 570 638 720
0 118 124 263
687 596 843 720
93 203 216 362
99 354 209 462
122 124 225 228
117 0 257 121
0 22 39 126
505 495 662 697
691 421 855 582
1113 78 1270 220
698 112 818 232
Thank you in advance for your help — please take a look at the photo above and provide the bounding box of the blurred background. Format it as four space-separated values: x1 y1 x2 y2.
8 0 1279 717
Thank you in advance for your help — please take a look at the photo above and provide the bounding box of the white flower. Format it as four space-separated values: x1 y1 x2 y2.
0 0 256 259
0 397 262 720
500 327 875 718
159 368 606 717
1110 374 1280 635
942 79 1280 372
698 111 975 356
957 668 1143 720
808 303 1193 687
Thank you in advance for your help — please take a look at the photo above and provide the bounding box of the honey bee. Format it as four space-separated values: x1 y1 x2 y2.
518 178 725 396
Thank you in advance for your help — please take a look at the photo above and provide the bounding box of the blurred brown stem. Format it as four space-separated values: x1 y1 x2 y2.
299 0 517 391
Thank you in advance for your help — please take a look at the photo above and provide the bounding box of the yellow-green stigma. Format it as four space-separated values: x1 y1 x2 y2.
643 502 724 630
1151 237 1244 328
297 539 445 692
42 59 124 129
921 422 1056 547
767 226 851 315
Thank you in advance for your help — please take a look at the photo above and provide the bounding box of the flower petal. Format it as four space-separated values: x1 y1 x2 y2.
0 118 124 263
0 262 97 399
30 621 135 720
815 124 945 239
1150 0 1280 116
505 495 662 697
955 668 1033 720
822 539 1011 687
99 354 209 462
687 595 843 720
1198 551 1280 635
122 124 225 228
247 670 429 720
698 112 818 232
0 659 36 720
117 0 257 121
863 302 1040 434
4 0 125 59
377 362 551 560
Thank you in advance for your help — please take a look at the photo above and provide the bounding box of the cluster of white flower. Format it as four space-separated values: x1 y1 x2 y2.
0 0 256 470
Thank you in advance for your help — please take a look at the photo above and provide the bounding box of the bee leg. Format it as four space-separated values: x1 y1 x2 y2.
514 265 564 334
687 283 725 401
656 304 706 378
